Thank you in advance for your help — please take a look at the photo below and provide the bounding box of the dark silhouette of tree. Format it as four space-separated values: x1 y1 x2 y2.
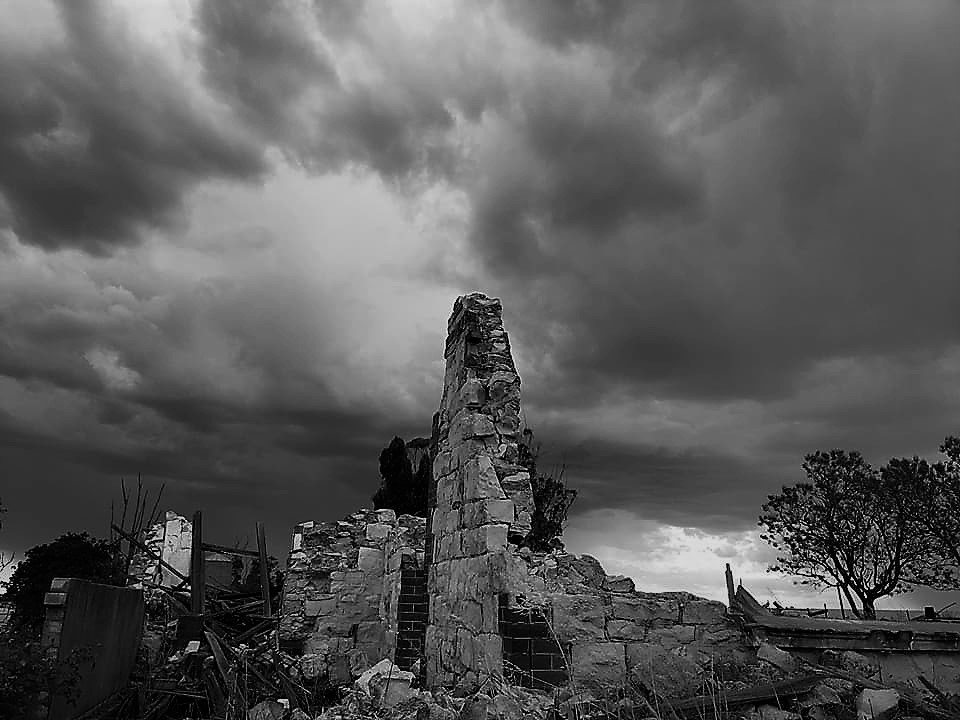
3 533 119 630
889 437 960 589
518 429 577 551
760 449 931 619
371 436 429 517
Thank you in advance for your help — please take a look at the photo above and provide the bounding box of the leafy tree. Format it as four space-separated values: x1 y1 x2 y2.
760 449 931 619
3 533 119 630
371 436 429 517
888 437 960 588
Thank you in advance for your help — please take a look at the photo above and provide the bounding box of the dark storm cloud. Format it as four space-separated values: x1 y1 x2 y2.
3 0 960 574
0 0 265 253
197 0 338 140
196 0 459 180
544 434 787 532
482 0 960 407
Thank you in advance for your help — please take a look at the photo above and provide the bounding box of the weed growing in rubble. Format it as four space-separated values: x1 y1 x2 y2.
0 623 93 720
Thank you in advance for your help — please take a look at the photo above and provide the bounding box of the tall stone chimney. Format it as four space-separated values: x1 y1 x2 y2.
423 293 534 689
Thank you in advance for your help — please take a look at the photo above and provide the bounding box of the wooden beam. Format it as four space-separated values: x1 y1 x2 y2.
191 511 205 615
201 542 259 559
256 522 272 617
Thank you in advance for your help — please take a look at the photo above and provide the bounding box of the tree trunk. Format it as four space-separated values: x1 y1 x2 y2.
839 583 863 619
861 599 877 620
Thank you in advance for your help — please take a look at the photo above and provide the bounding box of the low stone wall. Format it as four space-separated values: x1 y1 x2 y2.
41 578 145 720
280 509 425 684
499 550 752 697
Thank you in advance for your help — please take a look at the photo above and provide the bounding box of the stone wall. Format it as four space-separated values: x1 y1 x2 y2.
424 293 536 690
128 511 192 588
420 293 750 695
502 550 752 697
279 293 753 697
280 509 425 684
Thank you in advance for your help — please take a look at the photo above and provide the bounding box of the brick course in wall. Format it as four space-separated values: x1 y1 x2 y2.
499 594 568 692
395 556 428 669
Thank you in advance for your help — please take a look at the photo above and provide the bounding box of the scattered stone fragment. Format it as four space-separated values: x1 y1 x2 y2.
856 688 899 720
757 642 800 673
356 658 418 708
248 700 286 720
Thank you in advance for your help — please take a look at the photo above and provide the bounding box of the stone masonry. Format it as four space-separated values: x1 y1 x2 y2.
423 293 536 689
280 293 753 697
280 509 426 684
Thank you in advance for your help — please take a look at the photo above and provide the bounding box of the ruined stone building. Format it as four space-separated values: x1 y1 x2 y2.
120 292 960 705
279 293 750 695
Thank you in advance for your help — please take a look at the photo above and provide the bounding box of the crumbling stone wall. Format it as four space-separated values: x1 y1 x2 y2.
280 509 425 684
424 293 536 689
128 511 192 588
503 551 752 697
421 293 750 695
279 293 752 697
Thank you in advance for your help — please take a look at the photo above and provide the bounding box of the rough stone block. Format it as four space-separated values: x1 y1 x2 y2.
357 546 384 574
483 499 515 524
646 625 696 649
606 619 648 642
603 575 636 593
758 642 800 673
611 596 677 625
627 644 702 699
462 457 507 501
436 476 462 508
450 410 497 445
683 599 727 625
570 642 626 692
365 523 391 541
551 593 607 643
457 378 486 410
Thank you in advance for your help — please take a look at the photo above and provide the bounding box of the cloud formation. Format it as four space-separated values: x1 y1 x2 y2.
2 0 960 606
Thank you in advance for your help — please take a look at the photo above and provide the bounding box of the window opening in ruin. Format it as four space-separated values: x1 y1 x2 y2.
498 594 568 691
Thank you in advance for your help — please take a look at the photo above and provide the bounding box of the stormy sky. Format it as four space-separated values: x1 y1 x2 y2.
2 0 960 608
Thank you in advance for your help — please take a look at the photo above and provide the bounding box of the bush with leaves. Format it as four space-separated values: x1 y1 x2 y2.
3 532 120 630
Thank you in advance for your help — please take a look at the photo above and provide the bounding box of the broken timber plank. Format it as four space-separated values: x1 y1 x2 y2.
669 675 821 715
191 510 205 615
256 521 272 617
202 541 260 558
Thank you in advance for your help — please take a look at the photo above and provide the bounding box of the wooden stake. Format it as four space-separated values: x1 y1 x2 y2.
191 510 205 615
256 522 272 617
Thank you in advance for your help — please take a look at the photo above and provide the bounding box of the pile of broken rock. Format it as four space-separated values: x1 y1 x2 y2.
243 644 960 720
